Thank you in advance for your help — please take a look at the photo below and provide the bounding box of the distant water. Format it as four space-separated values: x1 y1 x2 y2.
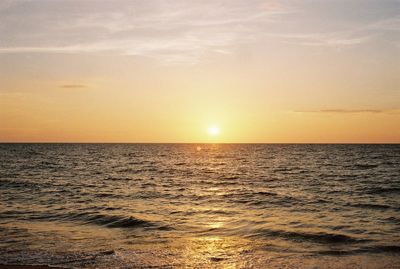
0 144 399 268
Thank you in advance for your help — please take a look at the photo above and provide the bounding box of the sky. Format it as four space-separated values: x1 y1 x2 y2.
0 0 399 143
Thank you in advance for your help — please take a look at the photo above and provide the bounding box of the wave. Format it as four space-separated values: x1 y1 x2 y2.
63 212 157 229
94 192 126 199
364 245 400 253
15 211 171 230
252 229 367 244
353 163 379 169
366 187 400 195
349 203 392 210
318 245 400 256
104 176 132 181
0 179 44 190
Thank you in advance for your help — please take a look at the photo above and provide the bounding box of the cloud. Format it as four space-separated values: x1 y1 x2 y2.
367 16 400 32
0 1 398 64
294 109 400 114
60 84 87 89
320 109 382 113
0 0 292 64
274 33 371 48
278 14 400 48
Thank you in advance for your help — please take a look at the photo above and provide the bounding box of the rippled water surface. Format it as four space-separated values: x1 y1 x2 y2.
1 144 399 268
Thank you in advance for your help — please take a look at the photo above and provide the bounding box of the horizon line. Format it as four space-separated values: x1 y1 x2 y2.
0 142 399 145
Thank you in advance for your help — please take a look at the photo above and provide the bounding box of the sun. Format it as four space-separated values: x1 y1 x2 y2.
207 125 220 136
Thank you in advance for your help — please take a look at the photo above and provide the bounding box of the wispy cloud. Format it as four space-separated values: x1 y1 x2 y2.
278 15 400 48
60 84 87 89
294 109 400 114
277 33 372 47
0 0 292 64
0 1 398 64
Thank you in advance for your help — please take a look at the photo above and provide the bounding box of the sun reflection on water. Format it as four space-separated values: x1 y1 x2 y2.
180 235 251 269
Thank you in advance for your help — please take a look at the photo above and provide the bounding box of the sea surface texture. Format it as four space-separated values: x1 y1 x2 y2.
0 144 399 268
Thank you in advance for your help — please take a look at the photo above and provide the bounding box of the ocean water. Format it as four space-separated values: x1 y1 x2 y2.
0 143 399 268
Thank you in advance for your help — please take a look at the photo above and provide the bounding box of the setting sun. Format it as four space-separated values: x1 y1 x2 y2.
207 126 220 136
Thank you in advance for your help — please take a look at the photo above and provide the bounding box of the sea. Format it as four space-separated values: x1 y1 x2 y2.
0 144 399 268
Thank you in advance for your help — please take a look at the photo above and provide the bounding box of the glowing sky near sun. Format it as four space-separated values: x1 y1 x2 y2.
0 0 399 143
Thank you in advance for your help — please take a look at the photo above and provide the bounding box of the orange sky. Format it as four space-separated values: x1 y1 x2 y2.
0 1 399 143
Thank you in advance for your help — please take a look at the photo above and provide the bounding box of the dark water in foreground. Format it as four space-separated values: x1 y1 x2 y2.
0 144 399 268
